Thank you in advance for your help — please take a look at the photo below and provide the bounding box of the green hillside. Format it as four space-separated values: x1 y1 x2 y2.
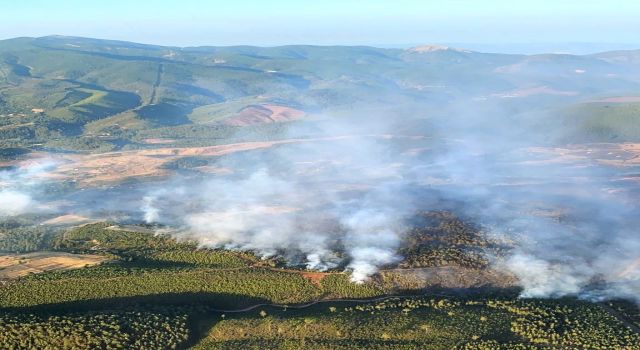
2 36 640 154
1 220 638 349
561 101 640 142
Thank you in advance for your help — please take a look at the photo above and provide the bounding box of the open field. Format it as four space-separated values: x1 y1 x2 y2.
41 214 95 226
14 138 640 189
222 104 306 126
0 251 109 279
523 143 640 167
12 134 422 185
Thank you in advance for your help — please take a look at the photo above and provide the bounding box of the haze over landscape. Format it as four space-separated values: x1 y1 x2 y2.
0 1 640 349
2 0 640 51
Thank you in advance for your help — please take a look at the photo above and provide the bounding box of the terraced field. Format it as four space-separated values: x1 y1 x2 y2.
0 252 109 279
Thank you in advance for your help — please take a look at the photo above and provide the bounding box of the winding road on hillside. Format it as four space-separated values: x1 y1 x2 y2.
208 292 456 314
201 268 640 339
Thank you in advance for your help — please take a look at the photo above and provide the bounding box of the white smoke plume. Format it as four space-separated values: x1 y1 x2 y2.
425 100 640 303
142 195 161 223
503 254 587 298
0 190 33 217
134 103 640 298
0 160 56 217
139 119 415 281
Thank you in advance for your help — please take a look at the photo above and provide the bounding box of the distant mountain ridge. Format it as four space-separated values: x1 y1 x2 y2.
0 35 639 153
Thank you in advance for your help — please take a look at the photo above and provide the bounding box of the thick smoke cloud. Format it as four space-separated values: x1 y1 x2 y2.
131 99 640 297
425 100 640 303
0 190 33 216
139 120 416 282
2 84 636 301
0 160 54 217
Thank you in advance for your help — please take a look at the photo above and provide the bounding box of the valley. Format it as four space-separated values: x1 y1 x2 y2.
1 35 640 349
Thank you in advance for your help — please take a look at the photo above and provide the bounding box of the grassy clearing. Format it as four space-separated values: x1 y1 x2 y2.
187 97 265 124
48 87 141 122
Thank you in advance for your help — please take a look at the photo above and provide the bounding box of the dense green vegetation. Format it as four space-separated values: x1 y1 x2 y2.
399 211 508 269
0 307 190 350
2 36 640 349
57 222 188 252
55 222 263 268
0 226 54 252
605 300 640 329
192 296 640 350
0 219 638 349
2 36 640 154
490 299 640 349
0 222 383 310
0 268 322 309
4 291 636 349
0 216 60 252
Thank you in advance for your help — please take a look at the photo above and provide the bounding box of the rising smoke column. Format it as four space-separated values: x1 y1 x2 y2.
427 99 640 303
140 119 416 281
136 96 640 298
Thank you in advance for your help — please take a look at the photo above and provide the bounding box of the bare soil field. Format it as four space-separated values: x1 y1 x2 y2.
41 214 94 226
142 138 177 144
523 143 640 167
300 271 331 286
223 104 305 126
24 135 408 185
0 252 109 279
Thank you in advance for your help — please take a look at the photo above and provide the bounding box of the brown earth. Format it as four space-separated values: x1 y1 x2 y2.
0 252 109 279
17 138 636 188
223 104 305 126
41 214 94 226
24 135 412 185
300 271 331 287
142 138 177 144
523 143 640 167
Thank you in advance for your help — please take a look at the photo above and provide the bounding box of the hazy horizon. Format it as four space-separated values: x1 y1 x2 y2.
3 34 639 56
2 0 639 54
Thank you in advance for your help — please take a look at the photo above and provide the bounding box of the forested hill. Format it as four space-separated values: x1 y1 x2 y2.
0 36 639 154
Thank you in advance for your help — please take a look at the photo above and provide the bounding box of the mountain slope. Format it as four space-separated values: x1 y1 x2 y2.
0 36 639 153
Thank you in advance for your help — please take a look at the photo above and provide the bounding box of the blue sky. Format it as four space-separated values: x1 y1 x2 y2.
2 0 639 51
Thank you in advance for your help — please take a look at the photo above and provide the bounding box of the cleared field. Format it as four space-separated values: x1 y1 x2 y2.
106 224 157 235
41 214 94 226
523 143 640 167
142 138 176 144
24 135 415 185
0 252 109 279
222 104 306 126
